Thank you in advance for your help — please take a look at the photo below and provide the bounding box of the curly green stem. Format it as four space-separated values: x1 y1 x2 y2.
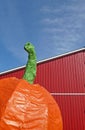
23 42 37 84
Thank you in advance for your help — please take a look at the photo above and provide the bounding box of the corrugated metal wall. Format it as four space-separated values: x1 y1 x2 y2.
0 50 85 130
35 51 85 93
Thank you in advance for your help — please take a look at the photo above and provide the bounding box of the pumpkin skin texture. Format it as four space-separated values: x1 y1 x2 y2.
0 77 63 130
0 77 19 119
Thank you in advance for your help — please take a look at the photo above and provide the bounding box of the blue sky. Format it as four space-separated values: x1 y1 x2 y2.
0 0 85 72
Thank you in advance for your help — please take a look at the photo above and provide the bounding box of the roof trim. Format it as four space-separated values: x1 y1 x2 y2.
38 47 85 64
0 47 85 75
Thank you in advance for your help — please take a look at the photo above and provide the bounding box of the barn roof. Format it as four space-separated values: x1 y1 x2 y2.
0 47 85 75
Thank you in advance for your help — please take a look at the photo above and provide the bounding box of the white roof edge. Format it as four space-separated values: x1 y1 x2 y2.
0 47 85 75
38 47 85 64
0 65 26 75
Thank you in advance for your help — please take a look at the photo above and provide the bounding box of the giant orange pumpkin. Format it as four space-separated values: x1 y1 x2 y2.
0 42 63 130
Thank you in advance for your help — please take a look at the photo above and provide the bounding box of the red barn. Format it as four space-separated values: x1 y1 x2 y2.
0 48 85 130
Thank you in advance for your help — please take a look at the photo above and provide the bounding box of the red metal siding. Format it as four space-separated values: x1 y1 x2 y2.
0 50 85 130
35 51 85 93
0 68 25 79
53 95 84 130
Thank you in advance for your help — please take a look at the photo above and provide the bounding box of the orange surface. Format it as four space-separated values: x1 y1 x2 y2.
0 77 63 130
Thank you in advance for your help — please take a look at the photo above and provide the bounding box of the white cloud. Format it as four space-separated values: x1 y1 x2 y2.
40 6 62 14
42 18 64 25
40 2 85 54
43 28 64 33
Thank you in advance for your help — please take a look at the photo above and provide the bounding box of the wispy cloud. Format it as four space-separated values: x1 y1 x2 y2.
42 18 63 25
40 1 85 55
40 6 62 14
